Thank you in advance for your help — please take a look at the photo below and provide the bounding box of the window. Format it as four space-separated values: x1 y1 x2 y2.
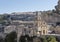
43 30 45 34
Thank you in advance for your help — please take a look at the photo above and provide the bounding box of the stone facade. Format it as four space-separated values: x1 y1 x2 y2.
4 25 16 33
36 12 49 36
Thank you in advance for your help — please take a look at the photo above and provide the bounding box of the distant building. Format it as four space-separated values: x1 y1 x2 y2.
4 11 49 38
35 12 49 36
54 26 60 34
4 25 16 33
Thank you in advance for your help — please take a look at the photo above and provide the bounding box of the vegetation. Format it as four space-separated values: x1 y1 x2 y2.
0 35 58 42
41 36 58 42
0 37 4 42
0 15 5 24
42 36 47 42
0 14 11 25
47 36 58 42
4 31 17 42
19 35 32 42
19 35 58 42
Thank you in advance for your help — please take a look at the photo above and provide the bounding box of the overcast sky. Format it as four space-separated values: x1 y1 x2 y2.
0 0 58 14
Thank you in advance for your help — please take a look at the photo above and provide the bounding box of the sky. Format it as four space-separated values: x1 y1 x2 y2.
0 0 58 14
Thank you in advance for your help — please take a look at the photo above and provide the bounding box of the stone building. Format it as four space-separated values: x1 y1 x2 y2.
4 25 16 33
52 26 60 34
4 11 49 37
35 12 49 36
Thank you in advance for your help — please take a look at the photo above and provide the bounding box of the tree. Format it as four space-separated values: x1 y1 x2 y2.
47 36 58 42
33 37 42 42
5 31 17 42
0 37 4 42
42 36 47 42
19 35 30 42
19 35 26 42
19 35 33 42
